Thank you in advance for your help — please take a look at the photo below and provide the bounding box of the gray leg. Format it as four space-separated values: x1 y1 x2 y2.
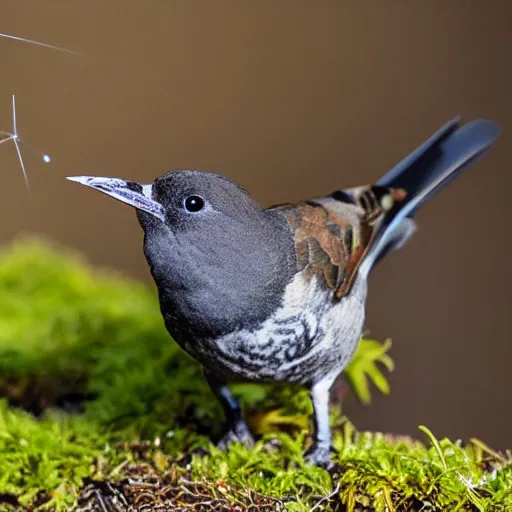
304 375 336 468
204 372 254 449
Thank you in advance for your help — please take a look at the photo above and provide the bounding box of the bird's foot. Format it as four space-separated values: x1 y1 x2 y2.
217 420 255 450
304 442 335 469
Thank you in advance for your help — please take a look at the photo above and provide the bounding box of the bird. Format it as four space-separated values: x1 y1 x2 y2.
67 117 500 467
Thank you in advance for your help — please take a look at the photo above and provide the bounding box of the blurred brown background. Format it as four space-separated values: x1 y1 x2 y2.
1 2 510 447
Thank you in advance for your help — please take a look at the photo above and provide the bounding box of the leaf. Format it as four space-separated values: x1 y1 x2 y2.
249 408 310 435
344 338 394 405
418 425 447 470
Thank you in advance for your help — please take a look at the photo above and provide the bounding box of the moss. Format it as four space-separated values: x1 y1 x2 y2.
0 237 510 511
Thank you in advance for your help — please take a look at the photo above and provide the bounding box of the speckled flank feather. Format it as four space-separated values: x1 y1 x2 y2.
196 271 367 386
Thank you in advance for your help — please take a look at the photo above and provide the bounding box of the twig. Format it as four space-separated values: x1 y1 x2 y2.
309 483 341 512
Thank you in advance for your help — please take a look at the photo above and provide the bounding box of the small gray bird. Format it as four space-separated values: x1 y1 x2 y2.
68 118 500 467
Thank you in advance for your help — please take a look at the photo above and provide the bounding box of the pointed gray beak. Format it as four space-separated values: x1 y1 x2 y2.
67 176 165 222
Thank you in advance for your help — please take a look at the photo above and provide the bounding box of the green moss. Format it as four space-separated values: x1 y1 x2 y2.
0 237 510 511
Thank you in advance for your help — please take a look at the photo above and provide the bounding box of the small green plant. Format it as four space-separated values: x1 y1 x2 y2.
0 237 510 511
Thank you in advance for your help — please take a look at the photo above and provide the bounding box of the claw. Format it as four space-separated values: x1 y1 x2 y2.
217 421 255 450
304 443 335 469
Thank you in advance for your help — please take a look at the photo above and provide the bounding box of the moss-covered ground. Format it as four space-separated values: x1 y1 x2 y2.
0 238 510 511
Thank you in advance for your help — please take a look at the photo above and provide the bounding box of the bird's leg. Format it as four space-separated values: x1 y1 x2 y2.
304 375 336 468
204 372 255 449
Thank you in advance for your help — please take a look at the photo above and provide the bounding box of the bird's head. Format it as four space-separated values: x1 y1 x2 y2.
67 170 258 227
67 171 278 265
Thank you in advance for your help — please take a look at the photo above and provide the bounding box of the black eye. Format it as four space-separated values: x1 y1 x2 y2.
184 195 205 212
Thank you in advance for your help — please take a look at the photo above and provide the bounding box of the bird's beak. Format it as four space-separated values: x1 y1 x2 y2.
66 176 165 222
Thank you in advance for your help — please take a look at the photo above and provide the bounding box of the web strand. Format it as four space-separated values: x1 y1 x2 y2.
1 30 76 191
0 95 51 191
0 134 15 146
0 32 82 55
12 94 17 135
13 137 29 192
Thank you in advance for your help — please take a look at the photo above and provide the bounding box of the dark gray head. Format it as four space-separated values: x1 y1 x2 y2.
67 170 297 338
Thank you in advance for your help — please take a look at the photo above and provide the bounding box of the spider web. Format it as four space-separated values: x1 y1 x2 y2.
0 31 81 191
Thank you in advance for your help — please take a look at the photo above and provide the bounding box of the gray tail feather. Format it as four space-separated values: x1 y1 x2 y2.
361 117 501 275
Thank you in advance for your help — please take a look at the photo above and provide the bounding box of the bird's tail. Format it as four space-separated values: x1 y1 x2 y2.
359 117 501 276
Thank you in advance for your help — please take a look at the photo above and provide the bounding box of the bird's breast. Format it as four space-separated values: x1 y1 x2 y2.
186 272 368 385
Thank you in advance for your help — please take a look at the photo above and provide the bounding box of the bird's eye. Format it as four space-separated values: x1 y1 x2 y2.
183 195 205 213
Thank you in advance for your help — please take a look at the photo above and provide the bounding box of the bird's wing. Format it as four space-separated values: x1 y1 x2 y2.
269 185 407 299
270 118 500 300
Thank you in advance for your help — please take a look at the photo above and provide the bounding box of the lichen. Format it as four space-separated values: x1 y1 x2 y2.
0 237 510 511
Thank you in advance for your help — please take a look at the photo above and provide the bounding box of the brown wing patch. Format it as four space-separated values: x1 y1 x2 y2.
272 185 407 299
277 202 353 291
